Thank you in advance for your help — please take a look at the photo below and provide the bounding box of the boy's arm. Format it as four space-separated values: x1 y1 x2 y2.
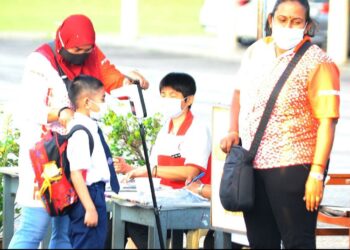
124 166 200 182
156 166 200 181
70 170 98 227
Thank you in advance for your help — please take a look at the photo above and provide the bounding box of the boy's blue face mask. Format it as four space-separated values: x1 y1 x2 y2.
59 48 90 65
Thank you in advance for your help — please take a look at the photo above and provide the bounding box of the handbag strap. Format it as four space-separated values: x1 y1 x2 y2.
247 41 312 161
48 41 71 89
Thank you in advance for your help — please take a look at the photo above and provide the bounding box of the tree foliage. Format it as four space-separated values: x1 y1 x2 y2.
102 110 163 166
0 110 20 228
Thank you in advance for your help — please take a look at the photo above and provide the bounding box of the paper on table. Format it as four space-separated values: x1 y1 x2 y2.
110 187 210 208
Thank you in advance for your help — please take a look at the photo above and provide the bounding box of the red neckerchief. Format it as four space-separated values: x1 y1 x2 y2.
168 110 194 136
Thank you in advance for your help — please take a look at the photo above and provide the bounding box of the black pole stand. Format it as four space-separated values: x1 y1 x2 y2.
127 77 165 249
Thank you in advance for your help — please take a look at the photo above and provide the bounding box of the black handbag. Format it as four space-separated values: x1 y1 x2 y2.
219 41 312 212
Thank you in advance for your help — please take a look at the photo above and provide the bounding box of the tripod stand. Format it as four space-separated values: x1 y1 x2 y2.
126 77 165 249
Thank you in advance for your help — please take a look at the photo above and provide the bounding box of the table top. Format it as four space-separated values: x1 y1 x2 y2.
0 167 210 210
107 187 210 210
0 166 19 177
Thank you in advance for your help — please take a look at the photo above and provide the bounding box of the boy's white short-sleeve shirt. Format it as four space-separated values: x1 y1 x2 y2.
67 113 110 186
150 111 211 172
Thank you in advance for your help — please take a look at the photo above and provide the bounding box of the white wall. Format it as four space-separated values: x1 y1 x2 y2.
327 0 349 65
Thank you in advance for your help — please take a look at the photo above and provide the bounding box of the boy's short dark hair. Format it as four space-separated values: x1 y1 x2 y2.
68 74 104 107
159 72 196 98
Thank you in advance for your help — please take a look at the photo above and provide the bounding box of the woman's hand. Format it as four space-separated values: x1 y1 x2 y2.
304 173 324 212
114 157 133 174
220 131 240 154
124 70 149 89
58 108 74 128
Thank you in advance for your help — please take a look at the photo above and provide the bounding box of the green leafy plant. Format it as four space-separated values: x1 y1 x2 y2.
0 111 20 167
0 110 20 229
102 110 163 166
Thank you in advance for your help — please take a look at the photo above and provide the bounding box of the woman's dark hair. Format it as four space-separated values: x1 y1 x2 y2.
68 74 103 107
265 0 317 37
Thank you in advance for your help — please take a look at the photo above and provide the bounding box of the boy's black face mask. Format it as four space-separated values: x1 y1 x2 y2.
59 48 90 65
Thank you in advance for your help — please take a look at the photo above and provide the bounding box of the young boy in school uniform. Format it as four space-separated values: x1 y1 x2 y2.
66 74 118 249
120 72 212 248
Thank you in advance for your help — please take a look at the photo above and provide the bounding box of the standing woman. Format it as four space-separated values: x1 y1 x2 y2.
220 0 340 248
9 14 148 249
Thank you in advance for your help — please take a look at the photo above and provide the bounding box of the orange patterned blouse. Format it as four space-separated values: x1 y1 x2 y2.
235 37 340 169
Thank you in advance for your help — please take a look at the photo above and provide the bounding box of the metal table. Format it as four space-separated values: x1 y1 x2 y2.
110 193 211 249
0 167 19 249
0 167 231 249
0 167 52 249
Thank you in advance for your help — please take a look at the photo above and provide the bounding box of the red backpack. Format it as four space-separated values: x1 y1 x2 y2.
29 125 94 216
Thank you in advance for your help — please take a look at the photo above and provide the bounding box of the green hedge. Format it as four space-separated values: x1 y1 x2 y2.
0 110 20 228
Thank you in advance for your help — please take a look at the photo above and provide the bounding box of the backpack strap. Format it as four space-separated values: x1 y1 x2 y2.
66 125 94 155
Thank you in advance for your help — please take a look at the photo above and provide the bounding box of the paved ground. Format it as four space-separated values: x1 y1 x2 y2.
0 33 349 249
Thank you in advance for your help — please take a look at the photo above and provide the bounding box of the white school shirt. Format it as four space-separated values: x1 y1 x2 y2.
67 113 111 186
149 111 212 188
15 52 71 207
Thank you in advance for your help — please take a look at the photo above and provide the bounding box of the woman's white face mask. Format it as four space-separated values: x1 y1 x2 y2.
157 97 186 119
272 23 306 50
